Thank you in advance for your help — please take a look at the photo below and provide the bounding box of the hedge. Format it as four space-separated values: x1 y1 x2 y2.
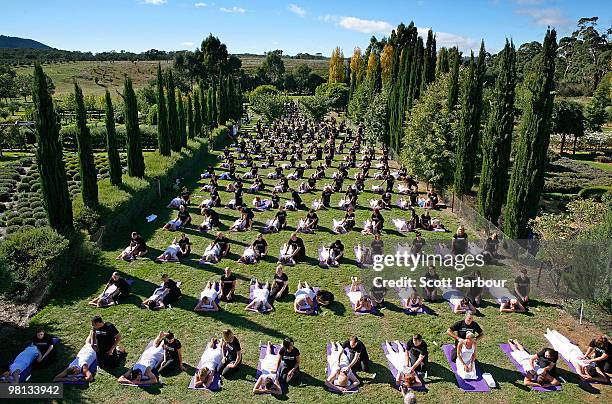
60 124 159 151
72 136 210 244
578 186 612 201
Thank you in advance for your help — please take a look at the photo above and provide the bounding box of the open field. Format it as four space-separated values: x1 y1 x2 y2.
0 121 609 403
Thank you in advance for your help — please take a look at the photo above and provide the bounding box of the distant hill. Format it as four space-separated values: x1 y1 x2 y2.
0 35 52 49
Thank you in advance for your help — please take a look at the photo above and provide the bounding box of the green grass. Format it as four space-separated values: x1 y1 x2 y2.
0 151 34 166
1 122 610 403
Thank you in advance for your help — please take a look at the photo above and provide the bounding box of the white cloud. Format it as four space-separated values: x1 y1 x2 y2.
142 0 166 4
515 7 569 26
288 4 306 17
319 15 393 34
180 41 194 47
194 2 207 7
220 6 245 13
417 27 477 52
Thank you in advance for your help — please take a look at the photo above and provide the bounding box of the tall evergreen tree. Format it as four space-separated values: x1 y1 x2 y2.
447 47 461 110
177 90 186 148
156 64 170 156
407 36 424 109
209 84 217 126
32 64 73 234
436 47 449 76
166 70 180 152
104 90 122 186
454 42 486 195
73 82 98 208
187 94 195 139
420 29 436 94
194 87 202 135
123 77 145 178
477 40 517 224
504 29 557 239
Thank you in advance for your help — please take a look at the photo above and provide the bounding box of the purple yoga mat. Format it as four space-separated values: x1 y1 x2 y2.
395 287 431 315
254 344 285 394
441 344 490 392
499 344 561 392
326 344 359 393
381 341 426 391
344 285 378 315
188 345 222 392
61 359 98 385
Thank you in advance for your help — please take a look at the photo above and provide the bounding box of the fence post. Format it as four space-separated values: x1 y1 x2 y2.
157 178 161 199
451 192 455 213
536 262 543 287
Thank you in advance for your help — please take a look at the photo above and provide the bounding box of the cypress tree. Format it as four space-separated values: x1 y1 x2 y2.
408 36 424 109
436 47 449 77
420 29 436 94
209 85 216 127
166 70 180 152
194 87 202 136
32 64 73 234
504 29 557 239
454 42 486 195
187 94 195 139
123 77 145 178
478 40 516 224
73 82 98 208
104 90 122 186
447 47 460 110
156 64 170 156
216 78 223 125
177 90 186 148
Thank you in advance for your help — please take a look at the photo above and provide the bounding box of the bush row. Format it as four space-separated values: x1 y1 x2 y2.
60 124 159 151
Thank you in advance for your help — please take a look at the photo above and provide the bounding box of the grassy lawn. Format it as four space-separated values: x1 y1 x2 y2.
1 122 609 403
0 151 34 166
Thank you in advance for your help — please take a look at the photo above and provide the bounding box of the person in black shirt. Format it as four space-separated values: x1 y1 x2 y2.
218 329 242 377
411 233 426 255
213 232 231 257
316 289 335 307
164 205 192 230
177 233 191 258
220 267 236 301
274 207 288 231
585 335 611 373
531 348 559 378
243 206 255 230
405 334 428 375
514 268 530 306
90 315 124 368
270 265 289 301
251 233 268 260
117 232 148 260
271 190 280 209
371 234 384 256
288 233 306 263
32 328 56 366
422 265 439 302
89 271 132 307
142 274 181 309
276 338 300 383
451 226 468 255
156 331 183 374
291 190 304 210
446 312 484 361
329 239 345 267
370 284 387 309
321 185 333 208
371 207 384 235
342 336 370 373
421 211 432 231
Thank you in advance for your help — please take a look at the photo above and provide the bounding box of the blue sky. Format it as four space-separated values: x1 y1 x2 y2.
2 0 610 55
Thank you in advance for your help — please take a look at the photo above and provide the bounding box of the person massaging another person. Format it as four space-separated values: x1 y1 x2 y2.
276 337 301 384
163 204 192 230
89 315 125 368
218 329 242 377
116 232 148 261
238 233 268 264
89 272 131 307
326 341 361 392
293 281 318 314
385 340 423 392
194 281 221 312
219 267 237 302
193 338 225 389
506 339 560 387
446 311 484 361
348 277 374 312
141 274 182 310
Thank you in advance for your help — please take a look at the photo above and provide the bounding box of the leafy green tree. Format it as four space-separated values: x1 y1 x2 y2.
294 64 313 94
315 83 349 110
299 93 330 122
123 77 145 178
166 70 180 152
553 100 585 154
156 64 170 156
73 82 98 208
584 72 611 131
478 40 516 224
257 50 285 88
104 90 122 186
187 94 195 139
363 88 389 145
504 29 557 239
250 92 287 123
32 64 73 234
454 42 486 195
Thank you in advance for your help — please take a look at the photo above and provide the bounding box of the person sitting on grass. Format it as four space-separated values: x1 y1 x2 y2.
116 232 148 261
156 331 184 375
423 265 439 302
506 339 560 388
270 265 289 302
253 341 282 396
141 274 181 310
456 332 478 380
239 234 268 264
584 335 611 375
371 207 385 235
52 337 96 382
199 208 219 232
454 297 475 314
293 281 317 315
89 272 131 308
218 329 242 377
348 277 374 313
326 341 361 392
328 239 345 267
245 279 274 313
163 205 192 231
405 291 424 313
193 338 224 389
451 226 468 255
514 268 531 307
297 209 318 233
276 337 301 384
194 281 221 312
220 267 236 302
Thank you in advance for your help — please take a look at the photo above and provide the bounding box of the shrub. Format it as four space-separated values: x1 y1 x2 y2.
4 225 20 235
33 211 47 220
6 217 23 226
17 183 30 192
0 227 70 300
578 186 612 201
73 206 102 234
34 218 47 227
23 217 36 226
0 203 5 213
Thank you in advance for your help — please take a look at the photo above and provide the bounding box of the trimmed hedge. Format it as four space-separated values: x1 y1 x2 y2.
60 124 159 151
578 186 612 201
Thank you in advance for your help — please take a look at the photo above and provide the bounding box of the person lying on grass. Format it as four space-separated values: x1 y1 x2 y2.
253 341 282 396
404 291 424 313
194 281 221 312
293 281 317 315
116 232 148 261
163 205 191 231
506 339 560 387
141 274 181 310
193 338 224 389
326 341 360 392
117 333 165 385
384 340 423 392
89 272 131 307
155 238 181 263
0 344 41 383
246 279 274 313
52 338 96 382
